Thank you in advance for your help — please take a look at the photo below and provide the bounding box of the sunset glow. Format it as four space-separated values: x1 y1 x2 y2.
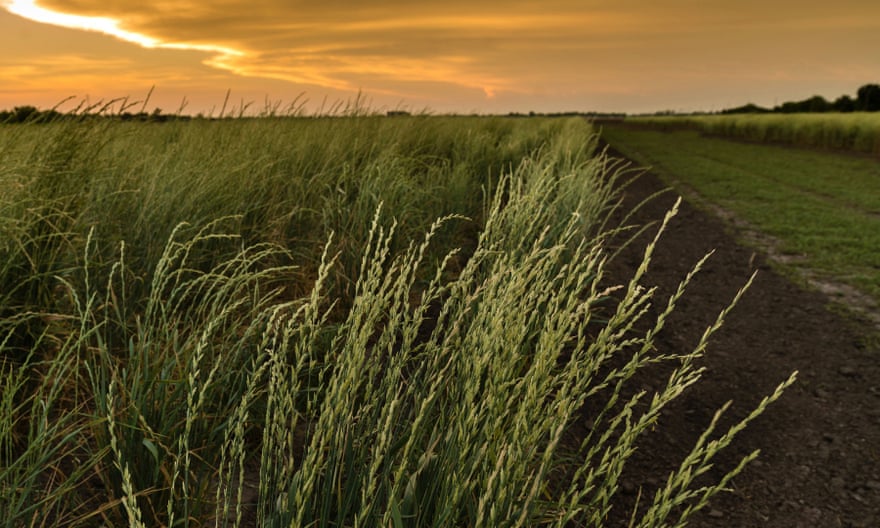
4 0 241 56
6 0 157 47
2 0 879 114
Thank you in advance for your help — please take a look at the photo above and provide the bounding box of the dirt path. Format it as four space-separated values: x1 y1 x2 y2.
600 149 880 527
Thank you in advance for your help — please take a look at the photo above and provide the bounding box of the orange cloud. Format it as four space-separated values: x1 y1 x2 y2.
3 0 880 113
4 0 644 101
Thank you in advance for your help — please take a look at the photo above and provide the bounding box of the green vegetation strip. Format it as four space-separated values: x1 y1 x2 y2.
623 113 880 155
602 124 880 303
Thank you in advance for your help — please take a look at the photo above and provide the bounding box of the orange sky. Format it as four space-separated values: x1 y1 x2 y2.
2 0 879 114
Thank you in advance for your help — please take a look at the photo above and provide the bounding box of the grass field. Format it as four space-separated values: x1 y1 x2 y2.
600 124 880 310
0 115 792 527
620 113 880 155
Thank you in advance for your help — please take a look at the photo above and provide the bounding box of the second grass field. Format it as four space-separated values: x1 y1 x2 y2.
601 124 880 307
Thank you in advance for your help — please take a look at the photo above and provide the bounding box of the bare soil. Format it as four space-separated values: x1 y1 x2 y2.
600 148 880 527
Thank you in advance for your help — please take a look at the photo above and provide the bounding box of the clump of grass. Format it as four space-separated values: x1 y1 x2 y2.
1 115 793 526
216 163 792 527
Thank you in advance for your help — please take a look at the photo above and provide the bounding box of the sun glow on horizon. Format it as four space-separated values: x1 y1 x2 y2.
5 0 878 114
2 0 505 100
2 0 512 101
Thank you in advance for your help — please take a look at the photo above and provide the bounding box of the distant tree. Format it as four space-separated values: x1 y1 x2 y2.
146 107 174 122
775 95 831 113
721 103 771 114
833 95 856 112
12 105 39 122
856 84 880 111
697 84 880 115
42 109 62 122
806 95 831 112
0 106 64 123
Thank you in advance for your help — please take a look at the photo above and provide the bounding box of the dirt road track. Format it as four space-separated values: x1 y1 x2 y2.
600 149 880 527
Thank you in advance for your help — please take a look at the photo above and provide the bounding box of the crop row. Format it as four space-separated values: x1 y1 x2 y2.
621 113 880 155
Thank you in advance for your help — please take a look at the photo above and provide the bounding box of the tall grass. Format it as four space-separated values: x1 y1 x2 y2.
0 115 578 318
624 113 880 155
1 115 793 526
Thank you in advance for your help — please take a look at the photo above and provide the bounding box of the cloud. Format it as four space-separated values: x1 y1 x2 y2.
4 0 880 112
7 0 652 99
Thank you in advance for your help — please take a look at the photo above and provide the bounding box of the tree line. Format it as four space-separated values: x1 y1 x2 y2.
723 84 880 114
0 105 191 124
3 83 879 122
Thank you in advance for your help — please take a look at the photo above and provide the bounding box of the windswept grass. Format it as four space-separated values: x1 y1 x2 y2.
1 115 793 526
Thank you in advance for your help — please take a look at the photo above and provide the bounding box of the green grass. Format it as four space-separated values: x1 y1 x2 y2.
1 115 577 334
601 124 880 304
622 113 880 155
0 115 794 526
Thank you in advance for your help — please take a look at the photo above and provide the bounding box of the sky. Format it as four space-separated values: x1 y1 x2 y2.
2 0 879 115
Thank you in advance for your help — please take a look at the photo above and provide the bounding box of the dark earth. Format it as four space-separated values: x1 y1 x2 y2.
599 146 880 527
